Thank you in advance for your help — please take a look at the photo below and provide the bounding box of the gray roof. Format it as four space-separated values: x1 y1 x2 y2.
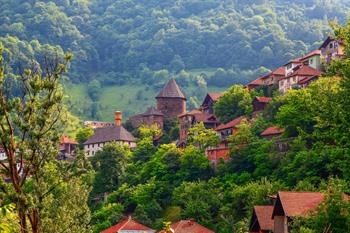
84 126 136 145
156 79 186 99
142 106 164 116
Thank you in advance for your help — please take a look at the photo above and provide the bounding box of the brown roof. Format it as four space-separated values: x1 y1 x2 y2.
142 106 164 116
274 191 324 217
156 79 186 99
254 96 272 103
101 217 154 233
261 126 284 137
60 135 78 145
297 76 318 85
247 77 264 87
271 66 286 76
179 109 219 124
207 93 222 102
162 220 215 233
84 126 136 144
215 116 245 131
281 65 321 80
253 206 274 231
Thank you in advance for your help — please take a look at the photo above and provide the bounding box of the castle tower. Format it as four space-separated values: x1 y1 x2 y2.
156 79 186 119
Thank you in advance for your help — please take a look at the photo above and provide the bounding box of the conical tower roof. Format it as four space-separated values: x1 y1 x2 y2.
156 79 186 100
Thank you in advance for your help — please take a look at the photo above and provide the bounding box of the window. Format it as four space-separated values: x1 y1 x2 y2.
309 58 313 64
330 43 333 49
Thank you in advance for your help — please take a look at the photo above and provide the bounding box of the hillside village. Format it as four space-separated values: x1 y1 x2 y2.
0 25 349 233
20 35 345 233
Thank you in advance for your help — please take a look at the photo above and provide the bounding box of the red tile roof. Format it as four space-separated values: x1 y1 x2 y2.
60 135 78 145
163 220 215 233
215 116 245 131
247 77 264 86
299 50 321 61
254 206 274 231
179 109 219 124
254 96 272 103
207 92 223 102
275 192 325 217
260 126 284 137
297 76 318 85
271 66 286 76
281 65 321 80
101 218 154 233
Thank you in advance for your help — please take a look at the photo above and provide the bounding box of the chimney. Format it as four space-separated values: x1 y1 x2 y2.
114 111 122 126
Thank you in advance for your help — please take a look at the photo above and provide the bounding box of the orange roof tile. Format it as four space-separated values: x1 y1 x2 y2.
271 66 286 76
254 206 274 231
260 126 284 137
207 93 223 102
275 192 324 217
60 135 78 145
166 220 215 233
299 50 321 61
101 218 154 233
282 65 321 80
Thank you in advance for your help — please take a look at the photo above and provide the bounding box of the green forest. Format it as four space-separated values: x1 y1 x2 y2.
1 0 350 120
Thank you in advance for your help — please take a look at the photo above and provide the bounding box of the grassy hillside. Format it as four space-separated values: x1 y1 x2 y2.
64 79 226 121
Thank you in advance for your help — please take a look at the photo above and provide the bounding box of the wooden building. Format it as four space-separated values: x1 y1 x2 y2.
249 206 274 233
253 96 272 112
201 92 222 114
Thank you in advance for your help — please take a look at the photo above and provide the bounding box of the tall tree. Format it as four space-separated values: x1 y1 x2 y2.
0 46 91 233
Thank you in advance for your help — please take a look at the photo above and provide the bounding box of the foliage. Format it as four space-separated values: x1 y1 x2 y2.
76 127 94 148
91 143 131 196
187 122 219 151
213 85 253 123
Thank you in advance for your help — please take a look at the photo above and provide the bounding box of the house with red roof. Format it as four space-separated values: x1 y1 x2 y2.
215 116 245 142
159 219 215 233
272 191 325 233
178 109 220 147
260 126 284 139
201 92 222 114
253 96 272 112
249 206 274 233
59 135 78 160
101 217 155 233
278 65 321 94
299 50 322 71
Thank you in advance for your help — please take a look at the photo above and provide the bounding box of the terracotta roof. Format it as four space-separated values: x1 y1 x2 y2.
271 66 286 76
254 96 272 103
207 93 222 102
215 116 245 131
179 109 219 124
260 126 284 137
297 76 318 85
142 106 164 116
275 192 325 217
299 50 321 61
60 135 78 145
253 206 274 231
156 79 186 99
84 126 136 144
101 217 154 233
247 77 264 86
163 220 215 233
284 58 302 66
281 65 321 80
